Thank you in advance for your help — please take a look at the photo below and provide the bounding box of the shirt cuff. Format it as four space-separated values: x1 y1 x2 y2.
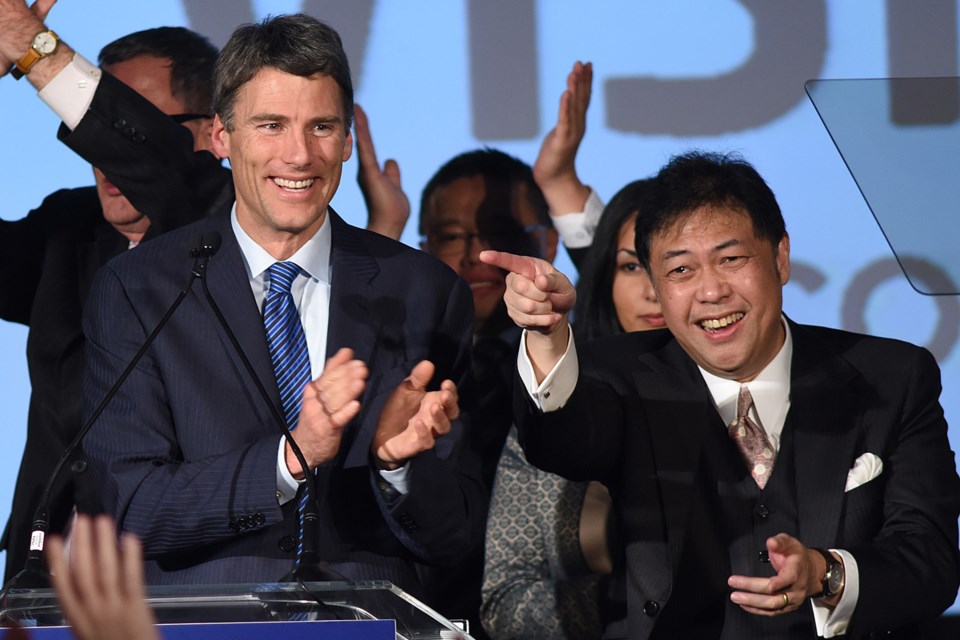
517 326 578 412
37 52 101 130
276 437 304 505
378 464 410 495
810 549 859 638
549 188 603 249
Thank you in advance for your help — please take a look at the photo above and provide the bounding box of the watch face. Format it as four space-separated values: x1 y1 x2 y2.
34 32 57 55
827 564 844 594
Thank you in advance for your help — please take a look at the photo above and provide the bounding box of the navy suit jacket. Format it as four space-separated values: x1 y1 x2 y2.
516 320 960 639
83 207 485 593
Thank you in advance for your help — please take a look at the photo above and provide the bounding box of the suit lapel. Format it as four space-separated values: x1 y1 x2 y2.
633 337 718 576
200 212 282 434
787 321 862 547
325 211 381 366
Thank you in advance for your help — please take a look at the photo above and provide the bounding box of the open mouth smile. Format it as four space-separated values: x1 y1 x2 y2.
699 312 744 333
273 177 315 191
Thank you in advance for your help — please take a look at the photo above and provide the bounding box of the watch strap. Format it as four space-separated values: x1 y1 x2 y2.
811 547 841 599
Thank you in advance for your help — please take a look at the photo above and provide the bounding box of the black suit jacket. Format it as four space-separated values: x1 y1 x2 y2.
1 72 231 580
516 321 960 639
82 208 486 592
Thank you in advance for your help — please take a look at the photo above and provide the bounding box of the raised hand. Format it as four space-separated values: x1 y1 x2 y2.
728 533 835 616
372 360 459 470
46 514 160 640
533 61 593 216
1 0 59 79
288 347 368 477
355 103 410 241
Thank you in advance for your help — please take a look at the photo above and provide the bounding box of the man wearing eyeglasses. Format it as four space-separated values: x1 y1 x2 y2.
0 1 229 581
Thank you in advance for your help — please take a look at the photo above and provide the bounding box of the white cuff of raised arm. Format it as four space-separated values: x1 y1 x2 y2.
550 188 603 249
38 52 101 131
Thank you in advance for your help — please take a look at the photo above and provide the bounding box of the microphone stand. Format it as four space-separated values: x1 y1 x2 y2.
195 236 340 583
1 235 217 599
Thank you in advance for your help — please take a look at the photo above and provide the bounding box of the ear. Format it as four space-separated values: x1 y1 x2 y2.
776 233 790 285
196 118 217 156
341 128 354 163
210 114 231 159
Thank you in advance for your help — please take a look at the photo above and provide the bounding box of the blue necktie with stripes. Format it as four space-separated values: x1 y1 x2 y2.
263 261 312 564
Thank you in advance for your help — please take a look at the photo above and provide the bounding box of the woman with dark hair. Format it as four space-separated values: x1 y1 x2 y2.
482 180 662 640
574 179 662 343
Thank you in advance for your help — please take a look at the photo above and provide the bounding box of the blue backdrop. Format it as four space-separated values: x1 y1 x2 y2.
2 0 958 613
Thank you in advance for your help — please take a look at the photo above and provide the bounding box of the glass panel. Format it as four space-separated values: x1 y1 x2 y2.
806 77 960 295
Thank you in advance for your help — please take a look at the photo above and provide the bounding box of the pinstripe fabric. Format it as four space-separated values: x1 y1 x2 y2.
263 261 311 564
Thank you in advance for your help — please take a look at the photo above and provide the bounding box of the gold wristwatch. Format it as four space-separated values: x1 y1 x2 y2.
11 30 60 80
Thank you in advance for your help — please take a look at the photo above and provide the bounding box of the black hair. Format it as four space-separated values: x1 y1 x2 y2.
574 179 656 342
635 151 786 270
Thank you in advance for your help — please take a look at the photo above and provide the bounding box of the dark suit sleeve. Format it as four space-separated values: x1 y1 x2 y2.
513 343 628 488
369 274 489 567
846 347 960 633
58 72 232 235
0 208 49 325
82 264 284 556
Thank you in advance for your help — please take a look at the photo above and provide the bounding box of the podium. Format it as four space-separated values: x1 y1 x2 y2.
1 580 473 639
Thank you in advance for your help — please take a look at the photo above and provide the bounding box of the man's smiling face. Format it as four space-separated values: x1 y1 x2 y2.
211 67 353 258
648 205 790 382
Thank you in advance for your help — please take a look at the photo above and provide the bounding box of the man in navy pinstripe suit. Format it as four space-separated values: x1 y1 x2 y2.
82 14 485 596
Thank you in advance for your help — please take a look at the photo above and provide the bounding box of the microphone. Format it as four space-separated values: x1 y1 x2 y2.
194 235 340 582
1 233 216 595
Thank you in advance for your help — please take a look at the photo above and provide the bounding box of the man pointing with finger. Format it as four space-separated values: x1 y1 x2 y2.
83 14 484 593
482 151 960 638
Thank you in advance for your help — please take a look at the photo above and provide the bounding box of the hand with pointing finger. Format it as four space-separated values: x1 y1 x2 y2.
479 249 576 381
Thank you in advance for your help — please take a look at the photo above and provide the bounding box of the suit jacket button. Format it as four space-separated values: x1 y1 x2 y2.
278 536 296 552
113 119 127 130
642 600 660 616
755 503 770 518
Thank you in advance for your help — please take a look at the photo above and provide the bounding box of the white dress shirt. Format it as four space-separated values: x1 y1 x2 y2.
518 320 858 637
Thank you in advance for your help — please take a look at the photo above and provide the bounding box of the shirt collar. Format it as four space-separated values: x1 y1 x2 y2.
230 204 332 285
699 317 793 431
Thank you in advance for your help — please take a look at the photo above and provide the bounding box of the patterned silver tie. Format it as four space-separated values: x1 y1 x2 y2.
728 386 776 489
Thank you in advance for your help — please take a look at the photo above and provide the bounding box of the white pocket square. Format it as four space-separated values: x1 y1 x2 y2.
845 452 883 491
